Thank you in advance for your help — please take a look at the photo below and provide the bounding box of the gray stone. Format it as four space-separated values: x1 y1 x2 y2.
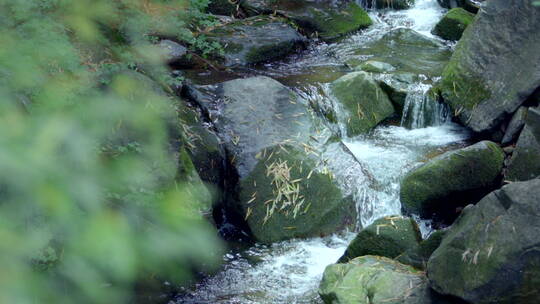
207 16 306 66
436 0 540 134
501 106 528 145
158 40 188 64
428 179 540 303
505 106 540 181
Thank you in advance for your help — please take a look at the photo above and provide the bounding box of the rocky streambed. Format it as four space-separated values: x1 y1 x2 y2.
166 0 540 303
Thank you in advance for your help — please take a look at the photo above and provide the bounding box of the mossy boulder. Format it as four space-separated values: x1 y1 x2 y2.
436 0 540 134
330 71 395 137
291 2 372 42
432 8 475 41
396 229 447 270
355 60 395 73
348 28 452 77
241 0 372 42
428 179 540 303
184 76 358 242
239 145 356 243
400 141 504 222
338 216 421 263
505 106 540 181
207 16 306 66
320 256 435 304
361 0 415 10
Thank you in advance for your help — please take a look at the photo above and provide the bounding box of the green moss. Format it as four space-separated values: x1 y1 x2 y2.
436 26 492 119
330 72 395 136
400 141 504 219
338 216 422 263
433 8 475 41
307 3 372 42
239 145 356 243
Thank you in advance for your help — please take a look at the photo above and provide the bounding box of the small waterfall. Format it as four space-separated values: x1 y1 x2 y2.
401 84 449 129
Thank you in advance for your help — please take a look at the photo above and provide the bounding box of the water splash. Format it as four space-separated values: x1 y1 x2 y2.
401 83 450 129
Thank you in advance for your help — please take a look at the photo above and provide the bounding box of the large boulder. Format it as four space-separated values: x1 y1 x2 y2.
241 1 372 42
428 179 540 303
320 256 437 304
348 28 452 77
432 8 475 41
400 141 504 221
184 76 358 243
396 229 447 270
505 106 540 181
338 216 421 263
330 71 395 137
207 16 306 66
436 0 540 134
359 0 415 10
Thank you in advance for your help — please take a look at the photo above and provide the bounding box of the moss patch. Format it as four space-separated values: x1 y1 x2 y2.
239 145 356 243
433 8 475 41
338 216 421 263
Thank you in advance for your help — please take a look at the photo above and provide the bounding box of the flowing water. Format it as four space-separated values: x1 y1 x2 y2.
178 1 470 303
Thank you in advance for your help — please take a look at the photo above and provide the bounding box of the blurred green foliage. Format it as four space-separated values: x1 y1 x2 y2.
0 0 223 303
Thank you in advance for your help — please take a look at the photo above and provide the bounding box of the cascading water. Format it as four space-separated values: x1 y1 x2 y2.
401 83 450 129
177 1 469 303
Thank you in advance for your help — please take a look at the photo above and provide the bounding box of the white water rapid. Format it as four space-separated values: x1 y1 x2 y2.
178 1 469 303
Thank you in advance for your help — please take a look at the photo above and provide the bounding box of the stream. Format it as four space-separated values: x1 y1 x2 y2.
178 1 471 303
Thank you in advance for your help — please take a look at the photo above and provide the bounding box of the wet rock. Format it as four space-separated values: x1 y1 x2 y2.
239 144 356 243
360 0 415 10
436 0 540 134
505 106 540 181
400 141 505 222
355 60 395 73
207 0 239 16
330 71 395 137
177 101 227 198
437 0 483 13
428 179 540 303
501 106 528 145
320 256 435 304
158 40 188 64
432 8 475 41
185 76 357 243
348 28 452 77
207 15 306 66
338 216 421 263
396 229 447 270
242 0 372 42
377 72 417 113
